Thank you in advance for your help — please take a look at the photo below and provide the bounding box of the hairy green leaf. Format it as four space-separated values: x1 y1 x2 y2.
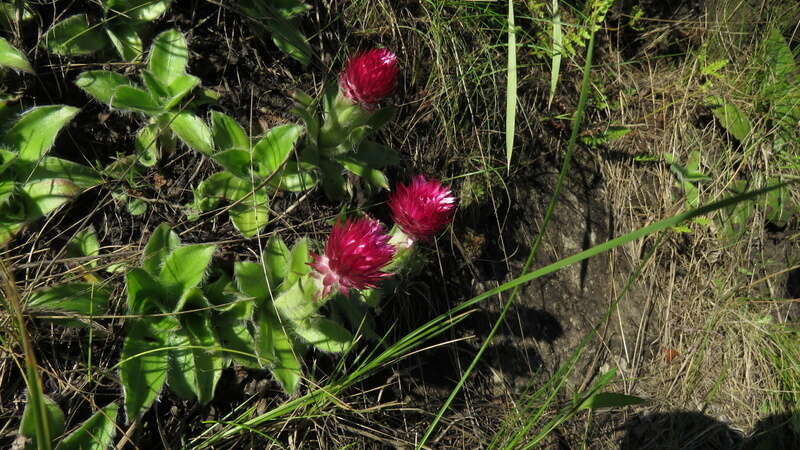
253 123 303 176
27 156 101 190
168 111 214 155
293 317 353 353
166 315 223 404
114 0 173 22
142 223 181 276
578 392 646 410
163 74 201 109
75 70 131 106
263 236 291 286
0 37 33 73
120 318 171 422
44 14 108 55
20 394 65 449
3 105 79 170
125 267 164 314
212 149 253 180
255 308 302 392
105 24 143 61
148 29 187 86
26 283 109 326
55 402 118 450
211 111 249 152
159 244 216 307
229 190 270 238
111 85 163 114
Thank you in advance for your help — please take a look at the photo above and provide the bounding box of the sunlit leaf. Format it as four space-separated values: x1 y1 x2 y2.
44 14 108 55
55 402 118 450
0 37 33 73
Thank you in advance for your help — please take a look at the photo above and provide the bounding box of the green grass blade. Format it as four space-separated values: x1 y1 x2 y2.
505 0 517 172
547 0 562 108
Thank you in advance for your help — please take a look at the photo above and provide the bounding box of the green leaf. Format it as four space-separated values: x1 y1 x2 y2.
55 403 118 450
229 189 270 238
214 308 258 367
212 149 253 180
264 236 291 285
167 315 223 404
234 261 272 304
20 394 65 448
120 318 171 422
125 267 163 314
289 238 310 277
707 96 753 142
255 307 302 392
759 27 800 124
339 157 388 189
26 283 109 326
111 85 163 114
168 111 214 155
273 161 317 192
3 105 79 170
505 0 517 172
134 123 160 166
27 156 101 190
163 75 201 109
65 227 100 267
193 172 251 210
75 70 131 107
21 178 81 218
159 244 216 308
148 29 188 87
0 37 33 73
319 159 347 201
127 197 147 216
765 178 795 225
253 124 303 176
0 3 35 29
105 23 143 61
272 275 316 322
350 140 401 168
578 392 646 410
44 14 108 56
293 317 353 353
211 111 249 152
141 70 169 99
115 0 174 22
142 223 181 276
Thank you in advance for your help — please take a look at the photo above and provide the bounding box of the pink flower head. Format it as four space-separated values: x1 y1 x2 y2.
389 175 457 242
339 48 398 108
310 217 395 298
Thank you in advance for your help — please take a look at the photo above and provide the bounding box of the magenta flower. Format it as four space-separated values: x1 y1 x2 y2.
310 217 395 298
338 48 398 108
389 175 457 242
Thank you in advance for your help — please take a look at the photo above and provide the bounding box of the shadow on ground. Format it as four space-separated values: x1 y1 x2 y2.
619 410 800 450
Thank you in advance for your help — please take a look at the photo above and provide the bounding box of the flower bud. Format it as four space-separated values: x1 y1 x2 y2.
389 175 457 243
338 48 398 109
310 217 395 299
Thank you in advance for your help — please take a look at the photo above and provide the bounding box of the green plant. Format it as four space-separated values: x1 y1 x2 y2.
119 223 222 420
233 0 313 66
190 114 307 237
291 75 401 200
0 105 102 245
17 400 119 450
0 36 32 73
697 26 799 242
75 29 214 166
43 0 173 60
